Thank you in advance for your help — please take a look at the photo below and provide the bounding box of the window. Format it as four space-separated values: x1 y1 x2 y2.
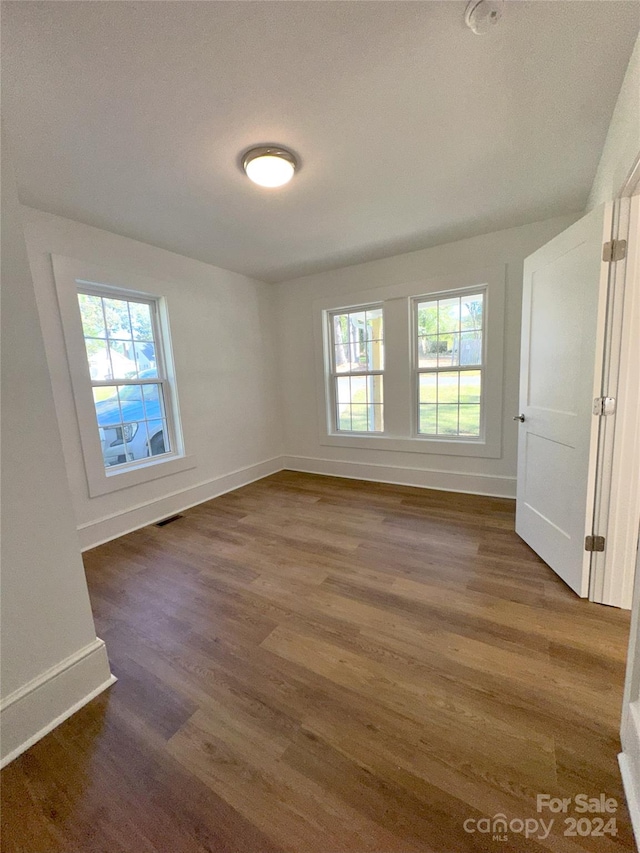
316 268 504 458
415 289 484 438
77 288 175 469
330 305 384 432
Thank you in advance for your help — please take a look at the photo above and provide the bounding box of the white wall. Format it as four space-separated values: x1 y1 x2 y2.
1 135 113 765
588 30 640 208
22 208 283 549
274 214 578 498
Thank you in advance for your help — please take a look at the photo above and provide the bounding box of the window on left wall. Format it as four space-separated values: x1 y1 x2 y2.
51 255 194 498
77 288 174 470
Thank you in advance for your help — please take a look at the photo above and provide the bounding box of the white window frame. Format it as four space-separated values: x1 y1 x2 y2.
314 266 505 458
52 255 195 497
327 303 385 435
412 285 487 442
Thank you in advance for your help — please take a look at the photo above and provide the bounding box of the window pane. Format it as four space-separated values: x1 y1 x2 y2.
418 335 439 368
85 338 112 380
337 406 352 431
419 405 437 434
103 297 132 340
334 374 383 433
437 404 459 435
438 297 460 334
142 383 164 419
459 405 481 436
414 291 484 441
417 301 438 338
365 307 383 342
419 373 437 404
369 374 384 405
129 301 154 341
135 341 157 377
109 340 137 379
93 386 120 424
460 331 482 365
334 343 350 373
368 404 384 432
437 372 459 404
336 376 350 405
333 308 384 371
461 293 483 331
350 374 367 404
147 420 168 455
79 294 106 338
437 334 458 367
350 404 368 431
459 371 481 403
118 383 143 414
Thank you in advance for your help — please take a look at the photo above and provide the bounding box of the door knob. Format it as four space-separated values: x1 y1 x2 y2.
513 414 525 422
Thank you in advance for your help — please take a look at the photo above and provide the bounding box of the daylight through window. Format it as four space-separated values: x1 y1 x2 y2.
330 306 384 433
78 289 173 469
416 290 484 437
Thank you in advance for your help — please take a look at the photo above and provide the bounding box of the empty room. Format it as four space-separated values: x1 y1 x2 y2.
2 1 640 851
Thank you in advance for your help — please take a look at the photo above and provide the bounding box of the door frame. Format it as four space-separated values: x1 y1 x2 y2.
591 174 640 609
618 154 640 846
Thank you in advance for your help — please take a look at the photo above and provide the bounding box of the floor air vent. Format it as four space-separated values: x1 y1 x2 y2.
155 514 184 527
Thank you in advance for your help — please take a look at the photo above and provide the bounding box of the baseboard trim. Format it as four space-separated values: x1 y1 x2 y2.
78 456 284 550
78 454 516 550
619 752 640 848
281 455 516 499
1 638 115 768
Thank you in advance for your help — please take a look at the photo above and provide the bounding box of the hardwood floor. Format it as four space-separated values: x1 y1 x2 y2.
1 472 634 852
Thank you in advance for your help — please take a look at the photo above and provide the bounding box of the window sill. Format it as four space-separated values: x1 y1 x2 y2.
319 432 501 458
87 453 197 497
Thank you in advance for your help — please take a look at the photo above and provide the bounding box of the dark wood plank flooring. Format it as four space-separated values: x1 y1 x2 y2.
1 472 634 852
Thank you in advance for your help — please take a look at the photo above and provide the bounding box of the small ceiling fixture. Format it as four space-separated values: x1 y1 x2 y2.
242 146 298 188
465 0 504 34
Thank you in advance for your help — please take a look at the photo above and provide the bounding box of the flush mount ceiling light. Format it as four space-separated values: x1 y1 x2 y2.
242 146 298 188
465 0 504 34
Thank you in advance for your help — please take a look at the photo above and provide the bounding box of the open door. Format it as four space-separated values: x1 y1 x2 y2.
516 204 613 597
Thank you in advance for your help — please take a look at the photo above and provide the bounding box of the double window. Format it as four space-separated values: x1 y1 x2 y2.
323 279 497 455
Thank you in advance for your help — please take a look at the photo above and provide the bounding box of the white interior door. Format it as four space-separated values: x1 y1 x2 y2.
516 204 612 597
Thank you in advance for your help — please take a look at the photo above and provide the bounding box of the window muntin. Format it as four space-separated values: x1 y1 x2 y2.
415 290 484 438
78 289 173 469
330 305 384 432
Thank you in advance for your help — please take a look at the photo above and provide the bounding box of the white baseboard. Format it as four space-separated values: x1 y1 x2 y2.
78 456 284 550
281 455 517 499
78 454 516 550
0 638 115 768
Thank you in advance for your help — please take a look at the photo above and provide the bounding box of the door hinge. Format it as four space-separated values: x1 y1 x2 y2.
585 535 605 552
603 239 627 262
592 396 616 416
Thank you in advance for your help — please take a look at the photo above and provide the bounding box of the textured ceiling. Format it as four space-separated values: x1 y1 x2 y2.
2 1 639 282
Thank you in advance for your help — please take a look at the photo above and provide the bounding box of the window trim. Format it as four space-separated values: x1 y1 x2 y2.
314 267 505 458
327 302 385 435
52 255 195 497
411 285 487 442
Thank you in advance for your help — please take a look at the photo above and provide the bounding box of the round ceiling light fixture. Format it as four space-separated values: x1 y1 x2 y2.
242 146 298 188
464 0 504 34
